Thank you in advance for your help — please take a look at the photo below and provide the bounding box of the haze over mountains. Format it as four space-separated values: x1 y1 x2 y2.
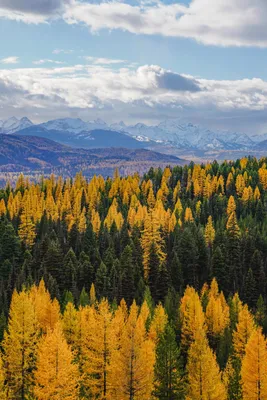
2 116 267 161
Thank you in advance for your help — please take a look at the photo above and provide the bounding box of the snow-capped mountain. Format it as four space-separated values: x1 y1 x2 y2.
3 116 267 156
0 117 33 134
40 118 108 133
112 119 256 150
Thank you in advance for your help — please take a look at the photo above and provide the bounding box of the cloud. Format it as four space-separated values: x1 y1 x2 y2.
0 0 70 15
62 0 267 47
33 59 65 65
84 56 127 65
0 56 19 64
0 0 70 22
1 63 267 132
1 0 267 46
53 48 73 54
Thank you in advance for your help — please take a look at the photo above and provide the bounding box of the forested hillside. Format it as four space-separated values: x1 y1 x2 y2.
0 156 267 398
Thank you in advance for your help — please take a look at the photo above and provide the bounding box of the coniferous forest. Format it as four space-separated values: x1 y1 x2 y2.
1 157 267 398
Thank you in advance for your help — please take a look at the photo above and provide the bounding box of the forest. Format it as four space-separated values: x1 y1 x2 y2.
0 156 267 398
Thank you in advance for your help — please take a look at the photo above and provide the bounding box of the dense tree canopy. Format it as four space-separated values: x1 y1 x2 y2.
0 157 267 398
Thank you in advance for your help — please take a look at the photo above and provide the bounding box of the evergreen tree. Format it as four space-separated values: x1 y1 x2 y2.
153 324 184 400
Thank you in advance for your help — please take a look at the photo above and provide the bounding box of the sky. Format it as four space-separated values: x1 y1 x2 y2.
1 0 267 133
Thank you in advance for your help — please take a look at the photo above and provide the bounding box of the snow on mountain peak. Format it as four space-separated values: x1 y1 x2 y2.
0 116 33 134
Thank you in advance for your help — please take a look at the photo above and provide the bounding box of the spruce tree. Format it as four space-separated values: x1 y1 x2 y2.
153 324 184 400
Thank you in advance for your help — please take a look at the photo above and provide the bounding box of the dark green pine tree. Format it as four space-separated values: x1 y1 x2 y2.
43 239 64 290
211 246 228 293
83 223 101 268
0 220 20 263
109 260 120 302
95 261 110 299
177 227 198 287
195 227 208 286
77 251 94 292
120 245 135 305
226 223 241 294
63 248 78 296
157 263 170 303
79 287 89 307
250 249 263 289
153 324 184 400
243 268 257 309
170 252 183 295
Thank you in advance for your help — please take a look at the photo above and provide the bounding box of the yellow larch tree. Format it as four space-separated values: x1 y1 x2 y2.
141 211 166 279
227 195 236 216
110 302 155 400
3 289 39 399
82 300 114 399
91 209 101 234
235 174 245 196
34 323 79 400
0 354 6 398
148 303 168 343
62 301 79 348
180 286 206 351
205 290 229 339
174 198 183 217
78 207 87 233
104 198 124 230
30 280 60 334
254 185 261 201
204 216 215 247
18 196 36 247
186 331 226 400
0 198 6 216
241 328 267 400
184 207 194 223
226 172 234 191
226 211 240 236
233 304 256 359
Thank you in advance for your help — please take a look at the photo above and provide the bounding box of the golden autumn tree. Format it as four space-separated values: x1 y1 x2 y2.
34 323 79 400
205 286 229 340
0 198 6 216
18 199 36 247
0 355 6 398
110 302 155 400
149 303 168 343
233 304 255 359
3 289 39 399
204 216 215 247
241 328 267 400
180 286 206 351
30 279 60 334
227 195 236 216
141 211 166 279
82 300 114 399
184 207 194 223
62 301 79 348
186 331 226 400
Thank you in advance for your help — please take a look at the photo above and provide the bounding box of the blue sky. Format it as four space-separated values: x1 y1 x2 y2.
1 0 267 134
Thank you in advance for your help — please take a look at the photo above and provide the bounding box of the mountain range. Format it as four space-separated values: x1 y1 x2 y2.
2 116 267 161
0 134 183 178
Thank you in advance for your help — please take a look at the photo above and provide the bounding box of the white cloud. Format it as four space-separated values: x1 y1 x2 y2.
1 63 267 133
1 0 267 47
63 0 267 47
33 59 65 65
0 56 19 64
53 48 73 54
84 56 127 65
